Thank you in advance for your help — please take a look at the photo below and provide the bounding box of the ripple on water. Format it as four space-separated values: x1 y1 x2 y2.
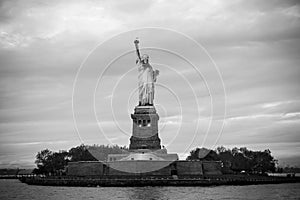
0 179 300 200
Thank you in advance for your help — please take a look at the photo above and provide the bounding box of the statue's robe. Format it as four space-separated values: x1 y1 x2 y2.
137 61 158 105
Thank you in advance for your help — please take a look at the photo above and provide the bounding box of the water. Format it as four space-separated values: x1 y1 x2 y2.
0 179 299 200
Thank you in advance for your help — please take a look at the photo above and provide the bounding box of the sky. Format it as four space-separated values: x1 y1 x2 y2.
0 0 299 168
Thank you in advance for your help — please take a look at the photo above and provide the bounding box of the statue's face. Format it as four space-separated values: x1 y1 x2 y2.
142 54 149 63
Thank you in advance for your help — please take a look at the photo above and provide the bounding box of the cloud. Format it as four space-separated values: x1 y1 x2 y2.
281 112 300 121
262 101 287 109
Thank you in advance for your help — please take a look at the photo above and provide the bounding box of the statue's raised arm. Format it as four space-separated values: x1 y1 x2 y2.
134 38 141 62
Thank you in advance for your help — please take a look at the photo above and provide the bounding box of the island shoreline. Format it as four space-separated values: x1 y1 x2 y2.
19 175 300 187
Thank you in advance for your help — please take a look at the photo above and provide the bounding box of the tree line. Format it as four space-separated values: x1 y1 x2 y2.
34 145 277 175
186 146 277 173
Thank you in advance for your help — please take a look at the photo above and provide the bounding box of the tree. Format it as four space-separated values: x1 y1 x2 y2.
186 147 219 161
68 144 97 162
251 149 276 173
186 146 277 174
216 146 227 154
218 147 276 173
35 149 53 174
51 151 69 171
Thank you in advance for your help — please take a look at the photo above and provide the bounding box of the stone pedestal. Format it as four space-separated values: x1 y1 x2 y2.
129 106 161 150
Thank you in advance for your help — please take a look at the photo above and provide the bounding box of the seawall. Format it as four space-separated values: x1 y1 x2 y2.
19 175 300 187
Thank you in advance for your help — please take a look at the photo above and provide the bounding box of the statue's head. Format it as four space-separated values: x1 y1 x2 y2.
142 54 149 64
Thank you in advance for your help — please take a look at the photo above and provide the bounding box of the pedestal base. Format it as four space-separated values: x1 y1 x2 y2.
129 106 161 150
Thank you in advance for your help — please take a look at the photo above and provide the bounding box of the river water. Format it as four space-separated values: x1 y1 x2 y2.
0 179 299 200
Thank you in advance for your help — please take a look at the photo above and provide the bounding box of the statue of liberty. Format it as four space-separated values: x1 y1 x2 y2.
134 39 159 106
